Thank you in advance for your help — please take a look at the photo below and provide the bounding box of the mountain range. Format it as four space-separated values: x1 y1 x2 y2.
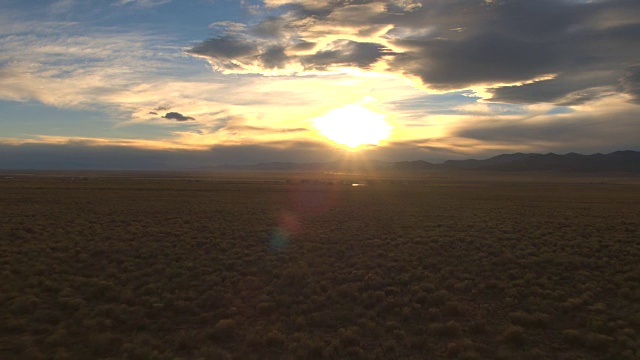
205 150 640 174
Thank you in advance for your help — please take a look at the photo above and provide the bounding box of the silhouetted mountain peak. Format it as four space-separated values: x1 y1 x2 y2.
395 160 437 171
492 150 640 173
442 152 535 170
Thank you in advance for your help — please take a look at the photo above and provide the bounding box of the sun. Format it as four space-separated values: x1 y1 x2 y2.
312 104 392 148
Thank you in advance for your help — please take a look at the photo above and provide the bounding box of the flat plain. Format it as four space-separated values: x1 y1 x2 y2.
1 172 639 359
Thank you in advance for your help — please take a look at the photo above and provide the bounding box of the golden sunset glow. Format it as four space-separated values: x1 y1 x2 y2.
1 0 638 168
312 104 392 148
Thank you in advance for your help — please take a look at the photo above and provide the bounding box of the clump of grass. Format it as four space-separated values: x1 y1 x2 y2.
210 319 236 341
298 340 326 359
264 329 286 348
426 307 442 321
500 326 525 347
443 301 466 318
338 328 361 348
446 342 462 357
3 176 640 359
429 321 461 337
585 333 614 352
459 350 482 360
429 290 450 306
468 320 488 334
197 346 232 360
508 311 551 328
562 329 583 346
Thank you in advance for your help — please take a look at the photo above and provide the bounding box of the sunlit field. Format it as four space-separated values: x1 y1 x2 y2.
1 172 639 359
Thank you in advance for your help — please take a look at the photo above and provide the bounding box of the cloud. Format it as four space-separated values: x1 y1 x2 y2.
390 33 560 90
0 19 189 109
189 35 258 66
187 2 398 75
188 34 392 73
162 112 195 121
189 0 640 105
115 0 171 8
301 41 392 70
223 125 308 134
50 0 76 15
0 137 336 170
0 13 248 140
0 134 501 169
489 72 619 106
451 95 640 153
619 64 640 104
3 0 638 164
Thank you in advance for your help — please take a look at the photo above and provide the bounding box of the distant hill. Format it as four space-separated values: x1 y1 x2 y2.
488 151 640 173
211 162 300 171
441 153 536 170
203 150 640 174
201 160 397 172
439 150 640 173
394 160 438 171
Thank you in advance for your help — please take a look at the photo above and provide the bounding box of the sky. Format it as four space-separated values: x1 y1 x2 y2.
1 0 639 169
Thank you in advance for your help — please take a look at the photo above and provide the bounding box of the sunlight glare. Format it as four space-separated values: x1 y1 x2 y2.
313 104 392 148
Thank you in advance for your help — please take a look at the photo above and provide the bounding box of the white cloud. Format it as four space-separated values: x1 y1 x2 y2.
1 0 638 159
0 12 422 150
49 0 76 15
115 0 172 8
0 19 188 110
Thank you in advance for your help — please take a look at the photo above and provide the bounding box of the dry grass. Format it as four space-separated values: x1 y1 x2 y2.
1 173 639 359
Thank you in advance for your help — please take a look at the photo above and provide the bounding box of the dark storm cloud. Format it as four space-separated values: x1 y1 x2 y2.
289 41 316 51
259 46 289 69
189 35 259 70
189 34 390 71
190 0 640 105
388 0 640 101
301 41 391 70
391 33 560 91
162 112 195 121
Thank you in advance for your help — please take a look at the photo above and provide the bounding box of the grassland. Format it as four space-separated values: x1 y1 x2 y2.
1 172 639 359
